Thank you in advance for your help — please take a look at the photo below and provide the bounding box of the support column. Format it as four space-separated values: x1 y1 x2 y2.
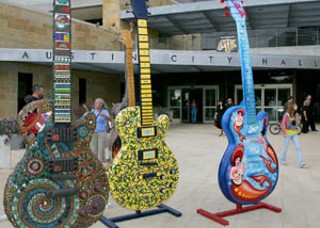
102 0 127 29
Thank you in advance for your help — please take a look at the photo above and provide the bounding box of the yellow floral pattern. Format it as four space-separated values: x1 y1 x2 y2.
109 106 179 210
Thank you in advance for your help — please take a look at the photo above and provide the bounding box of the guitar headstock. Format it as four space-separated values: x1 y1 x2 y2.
130 0 148 19
221 0 246 21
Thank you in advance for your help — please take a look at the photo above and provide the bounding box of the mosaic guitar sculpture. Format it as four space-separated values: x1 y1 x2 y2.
4 0 109 227
218 0 279 205
108 0 179 210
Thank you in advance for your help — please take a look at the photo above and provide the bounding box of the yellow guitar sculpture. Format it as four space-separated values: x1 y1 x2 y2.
108 0 179 210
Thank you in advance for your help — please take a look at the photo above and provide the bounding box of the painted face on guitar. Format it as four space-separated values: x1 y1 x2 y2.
219 0 279 205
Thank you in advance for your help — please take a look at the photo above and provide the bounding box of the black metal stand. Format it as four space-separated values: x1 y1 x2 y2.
99 204 182 228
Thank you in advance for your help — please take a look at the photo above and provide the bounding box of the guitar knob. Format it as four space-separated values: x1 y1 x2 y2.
170 169 176 175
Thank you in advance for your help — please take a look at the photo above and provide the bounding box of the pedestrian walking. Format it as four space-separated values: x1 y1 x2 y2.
280 103 307 168
190 99 198 124
214 100 225 136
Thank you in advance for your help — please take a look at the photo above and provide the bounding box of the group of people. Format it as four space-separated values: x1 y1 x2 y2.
24 84 114 165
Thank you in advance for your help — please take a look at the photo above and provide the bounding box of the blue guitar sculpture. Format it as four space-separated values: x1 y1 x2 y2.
218 0 279 205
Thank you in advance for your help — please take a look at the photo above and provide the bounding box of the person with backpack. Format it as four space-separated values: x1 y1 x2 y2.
280 102 307 168
90 98 112 163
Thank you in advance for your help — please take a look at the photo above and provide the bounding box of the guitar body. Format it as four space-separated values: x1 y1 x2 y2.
219 105 279 205
217 0 279 206
111 135 121 159
109 106 179 210
4 100 109 227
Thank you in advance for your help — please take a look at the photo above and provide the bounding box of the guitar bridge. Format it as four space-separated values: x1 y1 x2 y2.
46 126 77 142
48 157 78 173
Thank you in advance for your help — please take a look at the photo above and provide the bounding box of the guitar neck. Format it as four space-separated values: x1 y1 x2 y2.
136 19 154 126
121 30 136 107
53 0 72 124
236 20 257 124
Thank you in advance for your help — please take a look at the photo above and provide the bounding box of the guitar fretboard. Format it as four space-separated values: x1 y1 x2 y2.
237 21 257 124
121 30 136 107
137 19 154 126
53 0 72 123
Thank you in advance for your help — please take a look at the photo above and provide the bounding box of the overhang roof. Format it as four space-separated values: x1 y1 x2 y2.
121 0 320 35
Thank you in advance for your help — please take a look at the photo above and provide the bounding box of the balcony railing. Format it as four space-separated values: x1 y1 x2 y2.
149 27 320 50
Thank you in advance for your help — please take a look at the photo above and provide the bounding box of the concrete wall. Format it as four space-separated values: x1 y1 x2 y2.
0 63 121 119
251 46 320 56
0 2 121 51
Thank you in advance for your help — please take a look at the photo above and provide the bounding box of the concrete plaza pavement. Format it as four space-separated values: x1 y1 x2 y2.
0 124 319 227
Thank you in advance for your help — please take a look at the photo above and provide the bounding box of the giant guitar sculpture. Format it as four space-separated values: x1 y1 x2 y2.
108 0 179 210
218 0 279 205
4 0 109 227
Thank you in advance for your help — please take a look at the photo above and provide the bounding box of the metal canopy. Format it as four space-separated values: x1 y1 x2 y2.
121 0 320 35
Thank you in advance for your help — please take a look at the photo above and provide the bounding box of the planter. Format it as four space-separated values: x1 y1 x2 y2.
0 135 11 169
10 133 24 150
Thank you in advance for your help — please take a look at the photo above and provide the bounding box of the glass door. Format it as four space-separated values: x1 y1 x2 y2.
203 87 219 123
181 89 190 123
235 84 292 122
168 88 181 122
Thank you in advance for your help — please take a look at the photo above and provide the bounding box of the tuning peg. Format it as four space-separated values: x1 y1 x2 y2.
220 0 225 3
224 6 229 10
224 11 230 17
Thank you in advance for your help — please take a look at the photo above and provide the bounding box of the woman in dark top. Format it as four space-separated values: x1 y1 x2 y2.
214 100 226 136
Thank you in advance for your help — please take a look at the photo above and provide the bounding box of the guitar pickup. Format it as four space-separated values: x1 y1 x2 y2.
139 161 158 166
51 174 77 180
46 126 77 142
138 149 158 161
48 157 78 173
47 187 78 198
137 126 157 138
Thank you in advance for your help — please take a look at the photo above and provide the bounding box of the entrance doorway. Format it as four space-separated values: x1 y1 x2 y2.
168 86 219 123
18 73 33 112
181 88 203 123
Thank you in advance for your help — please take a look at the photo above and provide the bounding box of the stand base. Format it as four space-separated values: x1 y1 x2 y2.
100 204 182 228
197 201 282 226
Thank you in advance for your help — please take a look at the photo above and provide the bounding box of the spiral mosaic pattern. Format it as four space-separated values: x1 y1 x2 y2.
6 178 78 228
5 101 110 227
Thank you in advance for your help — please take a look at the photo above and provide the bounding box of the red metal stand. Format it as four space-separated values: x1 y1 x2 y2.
197 202 282 226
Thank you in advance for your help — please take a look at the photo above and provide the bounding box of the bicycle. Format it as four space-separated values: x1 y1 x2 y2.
269 122 302 135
